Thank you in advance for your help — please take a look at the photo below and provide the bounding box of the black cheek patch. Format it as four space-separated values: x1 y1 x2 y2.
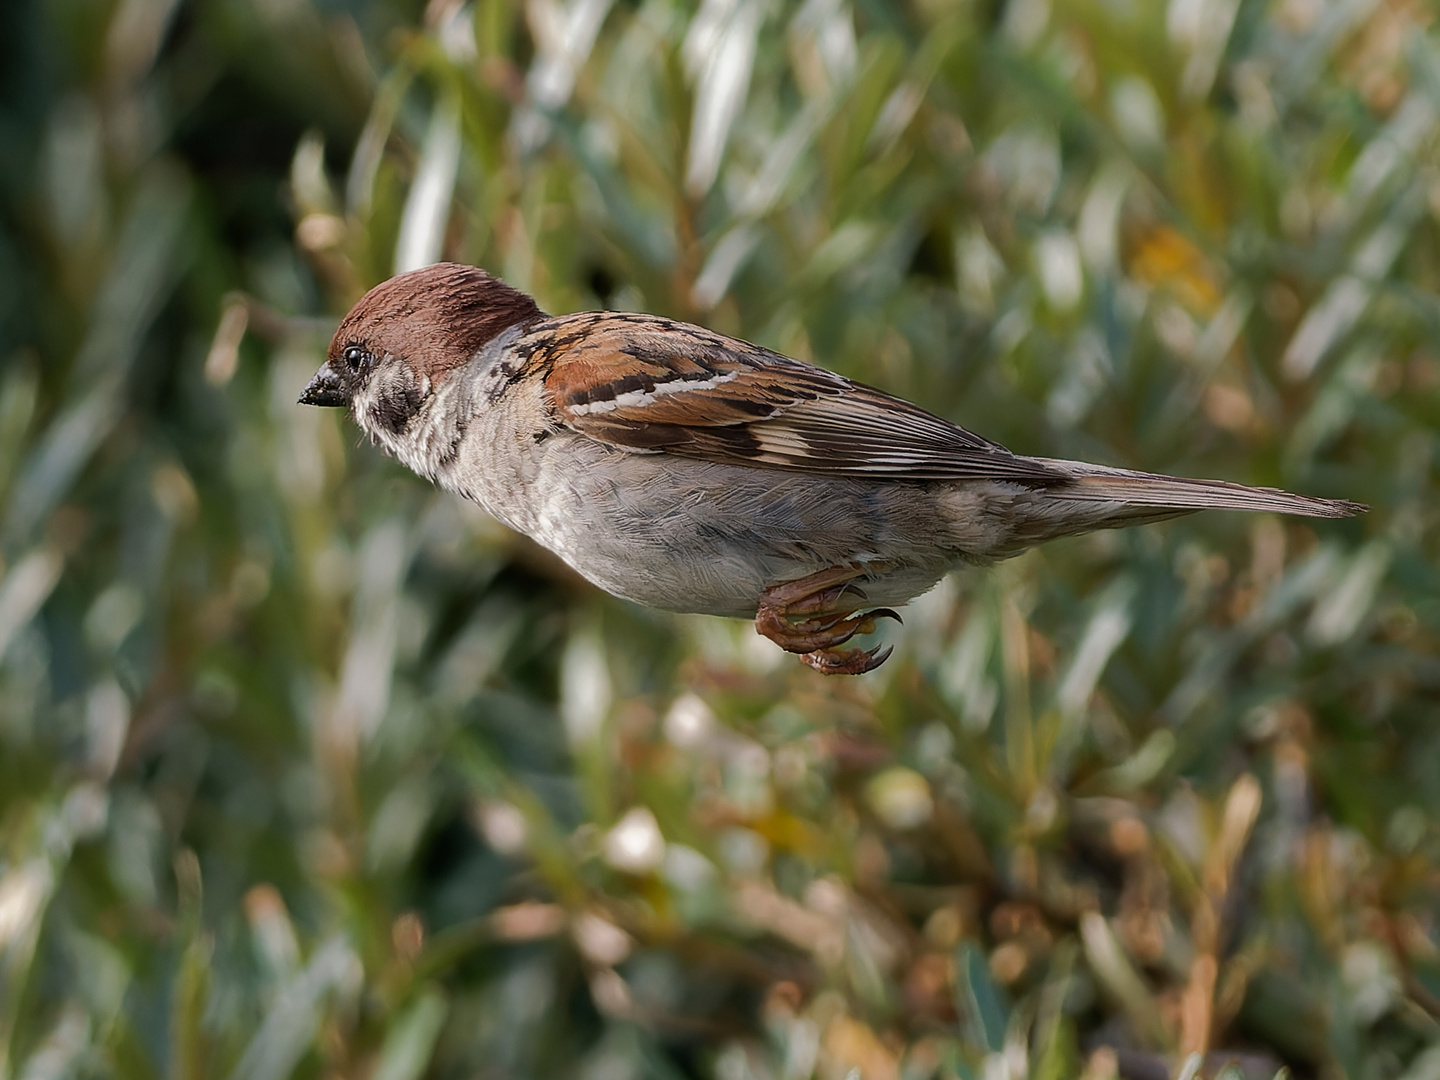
370 383 426 435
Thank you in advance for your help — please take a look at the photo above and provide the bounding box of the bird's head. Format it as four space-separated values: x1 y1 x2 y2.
299 262 542 437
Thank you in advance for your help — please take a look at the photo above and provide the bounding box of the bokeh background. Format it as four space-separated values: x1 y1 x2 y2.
1 0 1436 1077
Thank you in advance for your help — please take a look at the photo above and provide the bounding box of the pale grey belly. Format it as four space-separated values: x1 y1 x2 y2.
494 440 957 618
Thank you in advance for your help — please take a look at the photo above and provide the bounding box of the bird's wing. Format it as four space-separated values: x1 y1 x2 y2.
521 312 1064 483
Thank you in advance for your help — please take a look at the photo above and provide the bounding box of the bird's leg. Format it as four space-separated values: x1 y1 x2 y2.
754 566 902 675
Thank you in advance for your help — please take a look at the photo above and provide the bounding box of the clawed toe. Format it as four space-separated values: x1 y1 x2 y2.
801 643 894 675
754 567 901 675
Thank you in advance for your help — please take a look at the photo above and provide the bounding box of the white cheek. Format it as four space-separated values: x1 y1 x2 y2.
351 380 380 427
352 370 466 484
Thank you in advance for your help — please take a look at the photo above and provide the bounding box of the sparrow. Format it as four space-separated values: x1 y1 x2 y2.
300 262 1364 674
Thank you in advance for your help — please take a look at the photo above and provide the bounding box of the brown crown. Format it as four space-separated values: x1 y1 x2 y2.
328 263 544 377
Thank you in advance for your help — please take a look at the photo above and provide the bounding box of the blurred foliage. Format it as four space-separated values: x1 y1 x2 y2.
1 0 1438 1078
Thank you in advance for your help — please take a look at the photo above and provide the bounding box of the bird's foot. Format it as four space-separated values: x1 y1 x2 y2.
755 567 901 675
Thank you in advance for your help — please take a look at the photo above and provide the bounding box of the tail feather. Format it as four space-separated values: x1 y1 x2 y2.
1030 457 1367 519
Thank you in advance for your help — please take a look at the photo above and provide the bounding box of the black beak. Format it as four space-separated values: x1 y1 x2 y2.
298 363 348 407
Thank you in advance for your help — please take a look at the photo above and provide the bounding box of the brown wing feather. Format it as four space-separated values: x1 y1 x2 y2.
523 313 1065 484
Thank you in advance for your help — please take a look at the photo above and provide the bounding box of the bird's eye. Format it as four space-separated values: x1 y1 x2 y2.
342 345 370 373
